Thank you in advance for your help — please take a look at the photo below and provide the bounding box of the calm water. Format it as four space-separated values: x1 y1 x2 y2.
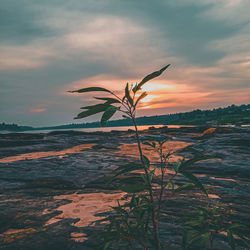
0 125 195 134
2 124 249 134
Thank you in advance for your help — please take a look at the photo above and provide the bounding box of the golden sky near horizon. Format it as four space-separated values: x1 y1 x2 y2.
0 0 250 126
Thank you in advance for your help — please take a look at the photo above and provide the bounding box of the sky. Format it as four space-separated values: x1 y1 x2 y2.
0 0 250 127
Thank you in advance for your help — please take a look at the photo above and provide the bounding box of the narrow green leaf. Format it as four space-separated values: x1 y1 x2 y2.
227 230 235 250
141 174 148 184
133 64 170 92
109 163 144 183
104 241 112 250
181 171 208 196
184 221 202 227
204 232 211 245
135 92 147 107
142 155 150 168
235 233 250 248
122 115 130 119
125 83 133 106
173 162 181 173
241 238 250 249
80 103 110 110
132 83 138 93
187 234 202 248
142 141 154 148
69 86 111 93
111 204 128 215
196 207 210 215
94 97 121 104
168 180 175 190
178 155 213 172
174 183 195 193
148 169 155 182
120 184 148 193
226 223 245 231
100 105 118 126
113 163 143 173
74 103 110 119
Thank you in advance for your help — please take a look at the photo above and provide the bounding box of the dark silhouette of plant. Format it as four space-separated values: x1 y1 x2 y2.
70 66 249 249
183 206 250 250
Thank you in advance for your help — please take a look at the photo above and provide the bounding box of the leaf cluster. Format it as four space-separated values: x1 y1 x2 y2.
94 195 153 249
69 65 249 250
183 206 250 250
69 65 170 126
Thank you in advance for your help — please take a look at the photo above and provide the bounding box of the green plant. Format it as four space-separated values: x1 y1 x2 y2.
93 194 153 249
183 206 250 250
69 66 217 249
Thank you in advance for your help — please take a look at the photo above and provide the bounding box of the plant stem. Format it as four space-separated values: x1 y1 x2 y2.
131 116 161 250
157 146 165 220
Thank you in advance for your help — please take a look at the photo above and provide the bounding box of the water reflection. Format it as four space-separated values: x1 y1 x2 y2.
0 144 96 163
116 141 192 162
45 192 126 227
11 125 195 134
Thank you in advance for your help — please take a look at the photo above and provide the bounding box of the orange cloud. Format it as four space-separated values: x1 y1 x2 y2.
30 108 46 113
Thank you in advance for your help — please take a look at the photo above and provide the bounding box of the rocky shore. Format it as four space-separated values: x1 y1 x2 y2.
0 126 249 249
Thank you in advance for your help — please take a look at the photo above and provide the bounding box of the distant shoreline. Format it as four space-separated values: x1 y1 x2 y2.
0 125 193 134
1 103 249 132
1 124 250 135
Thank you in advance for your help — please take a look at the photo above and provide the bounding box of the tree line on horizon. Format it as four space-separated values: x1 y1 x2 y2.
1 103 250 131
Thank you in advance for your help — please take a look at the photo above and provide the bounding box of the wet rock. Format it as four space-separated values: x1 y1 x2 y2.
0 133 45 140
23 178 78 190
0 126 249 249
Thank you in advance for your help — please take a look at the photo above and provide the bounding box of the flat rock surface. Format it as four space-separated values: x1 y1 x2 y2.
0 127 249 249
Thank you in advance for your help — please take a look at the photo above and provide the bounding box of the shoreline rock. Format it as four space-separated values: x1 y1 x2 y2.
0 126 249 249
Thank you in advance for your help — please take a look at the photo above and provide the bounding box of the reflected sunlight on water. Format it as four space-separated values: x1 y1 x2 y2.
44 192 126 242
0 144 96 163
45 192 126 228
116 141 192 163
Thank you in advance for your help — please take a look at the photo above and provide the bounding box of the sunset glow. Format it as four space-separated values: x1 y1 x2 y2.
0 1 249 126
0 2 250 249
30 108 47 113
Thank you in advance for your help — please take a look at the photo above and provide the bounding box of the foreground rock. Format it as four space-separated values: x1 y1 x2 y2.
0 127 249 249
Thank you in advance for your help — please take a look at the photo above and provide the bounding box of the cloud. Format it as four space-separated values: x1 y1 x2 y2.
30 108 47 113
0 0 249 126
201 0 250 24
0 45 54 70
0 0 54 44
